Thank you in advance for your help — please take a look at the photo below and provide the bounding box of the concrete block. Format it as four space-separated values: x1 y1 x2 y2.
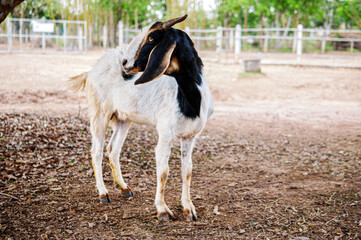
244 59 261 72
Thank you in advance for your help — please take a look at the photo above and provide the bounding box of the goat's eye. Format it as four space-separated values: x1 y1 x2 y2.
148 36 154 42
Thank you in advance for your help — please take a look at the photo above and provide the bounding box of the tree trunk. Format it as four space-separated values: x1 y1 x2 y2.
0 0 24 23
259 11 264 50
243 7 248 35
277 15 292 50
134 8 138 29
275 11 280 50
292 13 299 28
109 10 115 48
117 0 122 22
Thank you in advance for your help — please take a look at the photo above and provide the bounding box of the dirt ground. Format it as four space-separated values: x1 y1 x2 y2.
0 51 361 239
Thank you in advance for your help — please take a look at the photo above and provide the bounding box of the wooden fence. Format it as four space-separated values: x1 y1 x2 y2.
0 18 87 53
1 17 361 58
117 23 361 59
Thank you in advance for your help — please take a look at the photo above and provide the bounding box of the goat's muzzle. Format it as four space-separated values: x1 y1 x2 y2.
123 66 140 75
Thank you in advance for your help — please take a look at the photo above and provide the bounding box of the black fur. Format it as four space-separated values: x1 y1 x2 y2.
169 29 203 119
134 29 165 71
135 27 203 119
122 70 135 81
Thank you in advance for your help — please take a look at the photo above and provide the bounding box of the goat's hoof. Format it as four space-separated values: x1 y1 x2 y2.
157 212 170 222
121 188 133 198
99 193 111 203
183 209 197 221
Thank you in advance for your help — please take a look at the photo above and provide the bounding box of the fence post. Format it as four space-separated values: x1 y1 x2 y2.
7 18 12 53
88 25 92 48
125 25 129 44
19 18 23 53
56 27 59 49
118 21 123 46
84 22 87 52
25 28 29 43
42 32 46 52
292 29 297 53
63 22 67 52
296 24 303 56
321 29 326 54
264 31 268 52
216 26 222 53
229 29 234 50
78 26 83 51
103 25 107 49
235 24 241 56
350 40 354 53
185 26 190 35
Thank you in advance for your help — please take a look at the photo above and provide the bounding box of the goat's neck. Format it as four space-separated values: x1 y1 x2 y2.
171 66 202 119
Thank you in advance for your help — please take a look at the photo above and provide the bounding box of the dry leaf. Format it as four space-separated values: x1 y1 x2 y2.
16 160 28 163
228 182 237 187
213 206 220 215
88 222 95 228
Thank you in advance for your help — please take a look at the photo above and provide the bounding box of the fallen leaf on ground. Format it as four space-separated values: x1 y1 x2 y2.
228 182 237 187
213 205 220 215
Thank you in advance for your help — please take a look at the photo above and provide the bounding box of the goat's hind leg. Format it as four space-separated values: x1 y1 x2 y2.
90 115 110 203
107 118 133 198
181 137 197 221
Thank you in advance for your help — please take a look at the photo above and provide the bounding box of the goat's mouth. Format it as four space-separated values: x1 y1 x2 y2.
123 66 141 75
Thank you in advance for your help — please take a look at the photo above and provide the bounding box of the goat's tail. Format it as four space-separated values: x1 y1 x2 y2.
67 72 88 92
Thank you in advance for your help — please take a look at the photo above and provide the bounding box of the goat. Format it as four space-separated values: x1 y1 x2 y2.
68 15 213 221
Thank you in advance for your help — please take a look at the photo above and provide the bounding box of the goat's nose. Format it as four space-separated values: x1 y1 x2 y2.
122 59 128 66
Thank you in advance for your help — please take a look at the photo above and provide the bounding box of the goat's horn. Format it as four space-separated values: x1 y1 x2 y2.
162 15 188 30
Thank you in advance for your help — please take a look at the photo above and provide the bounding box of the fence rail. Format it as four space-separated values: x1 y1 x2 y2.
0 18 87 53
119 23 361 59
1 18 360 58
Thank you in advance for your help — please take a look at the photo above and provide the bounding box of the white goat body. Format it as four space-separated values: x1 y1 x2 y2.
76 47 213 132
69 46 213 220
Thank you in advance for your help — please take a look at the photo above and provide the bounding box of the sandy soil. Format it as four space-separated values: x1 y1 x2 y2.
0 51 361 239
1 52 360 131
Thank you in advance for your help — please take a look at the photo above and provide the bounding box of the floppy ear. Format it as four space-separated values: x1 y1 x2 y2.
134 37 176 85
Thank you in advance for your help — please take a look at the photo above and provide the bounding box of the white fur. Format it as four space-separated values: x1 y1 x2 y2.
71 45 213 220
123 23 154 70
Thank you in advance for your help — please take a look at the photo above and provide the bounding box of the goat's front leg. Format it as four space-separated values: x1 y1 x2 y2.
181 137 197 221
90 115 109 203
107 120 133 198
154 134 174 221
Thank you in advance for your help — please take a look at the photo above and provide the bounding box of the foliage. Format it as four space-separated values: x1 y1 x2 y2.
8 0 361 47
11 0 63 19
10 0 361 29
215 0 361 29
